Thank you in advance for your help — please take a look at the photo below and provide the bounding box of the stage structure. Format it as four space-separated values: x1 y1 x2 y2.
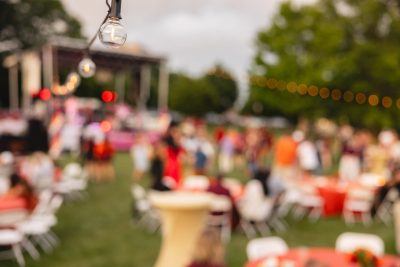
3 37 169 111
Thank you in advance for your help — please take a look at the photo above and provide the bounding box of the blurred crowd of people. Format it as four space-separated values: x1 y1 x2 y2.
1 102 400 267
131 117 400 190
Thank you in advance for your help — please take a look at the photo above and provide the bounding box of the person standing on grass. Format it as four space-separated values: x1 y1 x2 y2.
130 132 151 183
297 136 319 178
272 132 299 185
93 137 115 182
150 142 171 191
194 128 215 175
218 129 235 174
163 124 184 188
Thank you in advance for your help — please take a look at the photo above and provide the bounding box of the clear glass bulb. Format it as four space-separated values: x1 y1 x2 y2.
78 57 96 78
98 17 127 48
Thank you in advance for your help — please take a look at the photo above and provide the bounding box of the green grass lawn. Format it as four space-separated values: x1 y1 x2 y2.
4 152 397 267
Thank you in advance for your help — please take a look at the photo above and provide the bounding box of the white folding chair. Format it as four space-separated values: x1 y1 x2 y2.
343 187 374 225
183 175 210 190
0 209 28 227
62 163 83 179
131 184 159 232
18 195 64 253
54 163 88 199
207 195 232 242
360 173 384 188
335 232 384 256
277 188 301 217
246 237 289 260
293 184 324 222
0 229 25 266
238 180 275 238
376 188 398 225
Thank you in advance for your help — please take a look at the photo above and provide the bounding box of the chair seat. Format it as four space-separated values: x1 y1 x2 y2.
17 220 50 235
344 200 371 212
0 229 23 245
54 179 87 193
136 200 151 211
299 195 323 207
29 214 58 227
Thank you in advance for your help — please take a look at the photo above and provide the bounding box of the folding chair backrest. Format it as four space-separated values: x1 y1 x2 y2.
63 163 83 179
335 232 385 256
0 209 28 227
387 188 399 202
210 195 232 212
32 190 53 215
48 195 64 214
247 237 289 260
131 185 147 200
183 175 210 190
347 188 374 201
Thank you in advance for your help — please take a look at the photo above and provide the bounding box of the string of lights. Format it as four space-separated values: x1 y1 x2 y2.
249 75 398 110
52 0 127 96
206 69 400 110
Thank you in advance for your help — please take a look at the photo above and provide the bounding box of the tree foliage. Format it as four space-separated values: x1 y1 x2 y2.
0 0 82 49
203 64 238 113
169 66 238 117
169 73 219 117
245 0 400 129
0 0 82 107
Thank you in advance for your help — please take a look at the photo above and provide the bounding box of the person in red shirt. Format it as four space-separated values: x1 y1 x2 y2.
93 138 115 181
163 125 184 188
207 174 240 229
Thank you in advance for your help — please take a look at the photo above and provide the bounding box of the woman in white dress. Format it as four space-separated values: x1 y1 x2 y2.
130 133 151 182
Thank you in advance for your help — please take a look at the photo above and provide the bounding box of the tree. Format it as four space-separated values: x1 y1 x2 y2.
203 64 238 113
169 73 219 117
0 0 83 107
0 0 82 49
245 0 400 129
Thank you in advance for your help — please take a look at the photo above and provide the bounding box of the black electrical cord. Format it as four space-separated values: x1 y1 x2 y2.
84 0 112 55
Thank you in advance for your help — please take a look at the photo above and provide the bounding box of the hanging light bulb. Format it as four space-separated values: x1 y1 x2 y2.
98 0 127 48
78 57 96 78
99 17 127 48
66 72 81 86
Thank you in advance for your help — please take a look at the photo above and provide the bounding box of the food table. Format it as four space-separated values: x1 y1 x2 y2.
0 195 27 211
244 248 400 267
316 181 348 216
149 191 212 267
305 177 376 217
0 196 28 226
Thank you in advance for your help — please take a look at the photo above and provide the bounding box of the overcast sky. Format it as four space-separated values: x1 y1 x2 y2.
62 0 316 80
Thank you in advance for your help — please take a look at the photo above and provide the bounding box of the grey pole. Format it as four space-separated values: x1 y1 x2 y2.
158 60 169 110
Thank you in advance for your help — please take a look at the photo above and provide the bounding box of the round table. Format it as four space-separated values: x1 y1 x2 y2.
244 248 400 267
149 191 212 267
0 196 27 211
317 184 347 216
305 178 376 217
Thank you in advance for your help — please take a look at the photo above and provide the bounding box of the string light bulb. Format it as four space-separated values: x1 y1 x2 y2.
99 17 127 48
98 0 127 48
78 57 96 78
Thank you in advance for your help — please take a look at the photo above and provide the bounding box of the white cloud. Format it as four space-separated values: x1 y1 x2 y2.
62 0 317 105
62 0 284 77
